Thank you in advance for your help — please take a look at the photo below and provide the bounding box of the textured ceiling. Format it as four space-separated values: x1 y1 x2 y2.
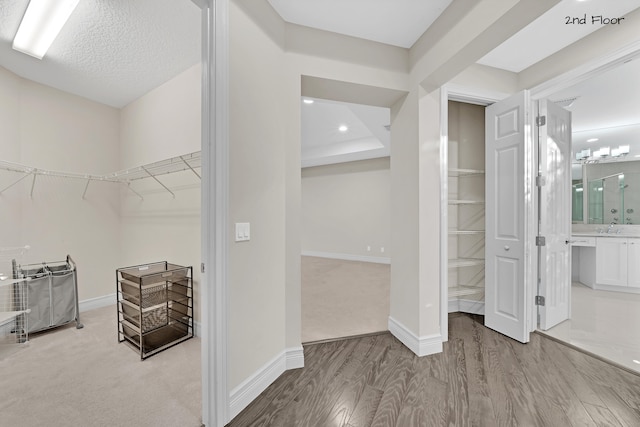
0 0 201 108
267 0 452 48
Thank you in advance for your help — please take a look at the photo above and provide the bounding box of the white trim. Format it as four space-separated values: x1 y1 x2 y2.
79 293 115 312
201 0 229 426
530 40 640 100
387 316 442 357
301 250 390 265
448 299 485 315
445 83 510 106
228 347 303 421
285 346 305 370
193 320 202 338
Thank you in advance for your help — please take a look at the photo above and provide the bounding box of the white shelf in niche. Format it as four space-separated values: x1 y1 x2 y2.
448 230 485 235
449 258 485 268
448 286 485 298
448 168 485 177
448 199 485 205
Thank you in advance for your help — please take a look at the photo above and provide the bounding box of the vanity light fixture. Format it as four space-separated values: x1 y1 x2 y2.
12 0 80 59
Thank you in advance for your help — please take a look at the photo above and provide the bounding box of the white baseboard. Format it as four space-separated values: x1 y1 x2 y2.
79 293 116 312
388 316 442 357
285 346 304 369
302 250 391 265
228 346 304 421
448 299 485 315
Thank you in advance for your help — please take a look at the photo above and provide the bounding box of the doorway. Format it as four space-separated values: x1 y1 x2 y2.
299 96 392 343
533 57 640 374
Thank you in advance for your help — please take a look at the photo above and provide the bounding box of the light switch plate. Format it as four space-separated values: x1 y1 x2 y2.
235 222 250 242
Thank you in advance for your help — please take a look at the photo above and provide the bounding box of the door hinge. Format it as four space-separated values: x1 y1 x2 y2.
536 175 546 187
535 295 546 306
201 263 205 273
536 236 546 246
536 115 546 126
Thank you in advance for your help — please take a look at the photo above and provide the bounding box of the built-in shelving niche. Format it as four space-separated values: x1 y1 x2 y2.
447 101 486 314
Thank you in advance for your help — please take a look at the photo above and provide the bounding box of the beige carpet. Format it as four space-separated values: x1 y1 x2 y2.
0 305 201 427
301 256 390 343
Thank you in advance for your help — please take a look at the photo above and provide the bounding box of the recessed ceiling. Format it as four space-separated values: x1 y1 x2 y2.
0 0 200 108
301 98 390 168
267 0 452 48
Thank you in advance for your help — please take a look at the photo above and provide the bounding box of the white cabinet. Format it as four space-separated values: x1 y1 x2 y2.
595 237 640 288
627 238 640 288
596 238 627 286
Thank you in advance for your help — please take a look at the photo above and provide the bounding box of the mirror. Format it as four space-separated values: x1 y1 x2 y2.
572 157 640 225
581 161 640 224
555 56 640 225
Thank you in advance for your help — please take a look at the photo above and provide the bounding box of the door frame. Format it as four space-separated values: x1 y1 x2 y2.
439 84 512 341
198 0 229 426
440 41 640 341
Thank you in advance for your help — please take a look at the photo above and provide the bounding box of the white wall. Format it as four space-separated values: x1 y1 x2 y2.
0 66 121 301
119 64 202 321
228 0 287 391
301 157 391 261
0 67 24 246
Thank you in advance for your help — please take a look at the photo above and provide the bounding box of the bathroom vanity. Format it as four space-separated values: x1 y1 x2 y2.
572 231 640 293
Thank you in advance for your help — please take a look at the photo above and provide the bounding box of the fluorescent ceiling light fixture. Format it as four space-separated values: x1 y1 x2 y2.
303 99 314 104
338 125 348 132
12 0 80 59
587 138 599 143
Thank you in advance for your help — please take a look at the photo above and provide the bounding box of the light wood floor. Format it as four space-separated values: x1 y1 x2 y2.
228 313 640 427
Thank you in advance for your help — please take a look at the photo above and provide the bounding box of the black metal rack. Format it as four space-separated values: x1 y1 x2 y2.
116 262 193 360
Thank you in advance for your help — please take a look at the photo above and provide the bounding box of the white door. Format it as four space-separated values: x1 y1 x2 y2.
485 91 530 343
537 100 572 330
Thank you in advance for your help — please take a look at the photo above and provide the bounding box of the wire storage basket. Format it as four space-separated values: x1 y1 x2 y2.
117 262 193 360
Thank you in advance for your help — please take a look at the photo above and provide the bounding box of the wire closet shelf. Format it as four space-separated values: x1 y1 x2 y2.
0 151 201 200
